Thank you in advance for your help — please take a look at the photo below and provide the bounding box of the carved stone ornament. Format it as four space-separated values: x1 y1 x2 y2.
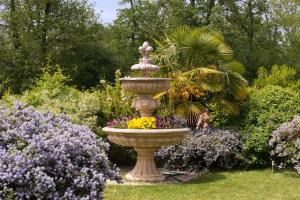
131 41 160 75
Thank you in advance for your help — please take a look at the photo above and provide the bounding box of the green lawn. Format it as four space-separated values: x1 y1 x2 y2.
104 169 300 200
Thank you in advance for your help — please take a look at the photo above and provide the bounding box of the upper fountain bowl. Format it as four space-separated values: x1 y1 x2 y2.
120 77 171 94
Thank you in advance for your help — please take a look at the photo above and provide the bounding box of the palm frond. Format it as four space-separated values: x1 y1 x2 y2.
183 67 224 79
175 101 206 119
221 60 246 74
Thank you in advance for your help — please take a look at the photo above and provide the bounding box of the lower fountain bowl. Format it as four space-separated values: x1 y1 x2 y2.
102 127 190 147
102 127 190 182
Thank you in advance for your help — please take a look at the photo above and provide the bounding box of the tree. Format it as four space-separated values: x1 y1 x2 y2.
0 0 116 93
111 0 298 81
154 26 248 128
104 0 222 73
268 0 300 70
214 0 283 78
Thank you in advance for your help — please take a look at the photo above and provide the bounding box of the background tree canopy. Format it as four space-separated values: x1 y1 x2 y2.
0 0 117 93
0 0 299 93
107 0 300 78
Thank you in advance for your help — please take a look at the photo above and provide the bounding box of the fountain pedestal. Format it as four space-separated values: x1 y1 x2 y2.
126 147 164 181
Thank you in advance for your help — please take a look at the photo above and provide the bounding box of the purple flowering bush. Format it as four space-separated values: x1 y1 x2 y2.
269 115 300 174
0 103 121 199
156 128 243 172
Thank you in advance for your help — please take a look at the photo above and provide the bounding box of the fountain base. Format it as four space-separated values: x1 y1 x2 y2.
126 147 165 182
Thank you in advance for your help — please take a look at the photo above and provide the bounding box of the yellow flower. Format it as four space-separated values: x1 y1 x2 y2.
127 117 157 129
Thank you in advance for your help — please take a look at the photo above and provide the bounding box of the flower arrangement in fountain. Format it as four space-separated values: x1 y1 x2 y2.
127 117 157 129
107 116 187 129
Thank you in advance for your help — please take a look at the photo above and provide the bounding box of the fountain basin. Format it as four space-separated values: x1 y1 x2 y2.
120 77 171 94
102 127 190 182
103 127 189 147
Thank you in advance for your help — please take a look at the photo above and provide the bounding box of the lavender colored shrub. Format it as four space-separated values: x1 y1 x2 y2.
0 103 121 200
156 128 243 172
269 115 300 174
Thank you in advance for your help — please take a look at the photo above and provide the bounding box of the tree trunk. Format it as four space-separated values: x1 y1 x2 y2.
129 0 137 45
205 0 216 25
196 109 210 130
41 1 51 59
10 0 20 49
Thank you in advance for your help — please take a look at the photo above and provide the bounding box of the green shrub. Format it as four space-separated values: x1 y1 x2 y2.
240 85 300 166
208 103 232 128
3 71 103 133
3 70 134 133
254 65 300 89
98 70 134 127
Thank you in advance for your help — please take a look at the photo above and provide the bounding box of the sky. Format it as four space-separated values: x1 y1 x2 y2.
89 0 121 24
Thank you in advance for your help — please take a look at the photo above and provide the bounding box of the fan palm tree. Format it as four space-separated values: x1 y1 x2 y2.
153 26 248 128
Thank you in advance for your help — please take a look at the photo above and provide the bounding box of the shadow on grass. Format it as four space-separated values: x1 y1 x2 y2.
271 168 300 179
281 171 300 179
185 172 226 185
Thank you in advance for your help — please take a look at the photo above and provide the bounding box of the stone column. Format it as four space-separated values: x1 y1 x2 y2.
132 94 160 118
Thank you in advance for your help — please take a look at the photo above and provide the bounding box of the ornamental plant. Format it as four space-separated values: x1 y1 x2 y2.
127 117 156 129
269 115 300 174
0 102 121 199
156 128 243 172
107 116 187 129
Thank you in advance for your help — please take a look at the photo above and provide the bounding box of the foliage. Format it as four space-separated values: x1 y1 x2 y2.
3 70 134 133
208 103 232 128
98 70 134 127
1 0 299 94
0 0 116 93
156 128 243 172
154 26 248 128
254 65 300 89
240 85 300 166
111 0 300 81
107 116 187 129
0 102 121 199
270 115 300 174
269 0 300 70
2 70 103 133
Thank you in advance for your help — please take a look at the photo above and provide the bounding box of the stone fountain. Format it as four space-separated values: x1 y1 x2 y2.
102 42 190 182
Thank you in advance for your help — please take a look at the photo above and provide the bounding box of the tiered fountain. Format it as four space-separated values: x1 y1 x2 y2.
102 42 190 182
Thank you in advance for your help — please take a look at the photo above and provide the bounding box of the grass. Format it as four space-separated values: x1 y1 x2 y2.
104 169 300 200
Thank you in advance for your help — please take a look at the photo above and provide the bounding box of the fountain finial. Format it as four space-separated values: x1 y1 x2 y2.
139 41 153 63
131 41 159 74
